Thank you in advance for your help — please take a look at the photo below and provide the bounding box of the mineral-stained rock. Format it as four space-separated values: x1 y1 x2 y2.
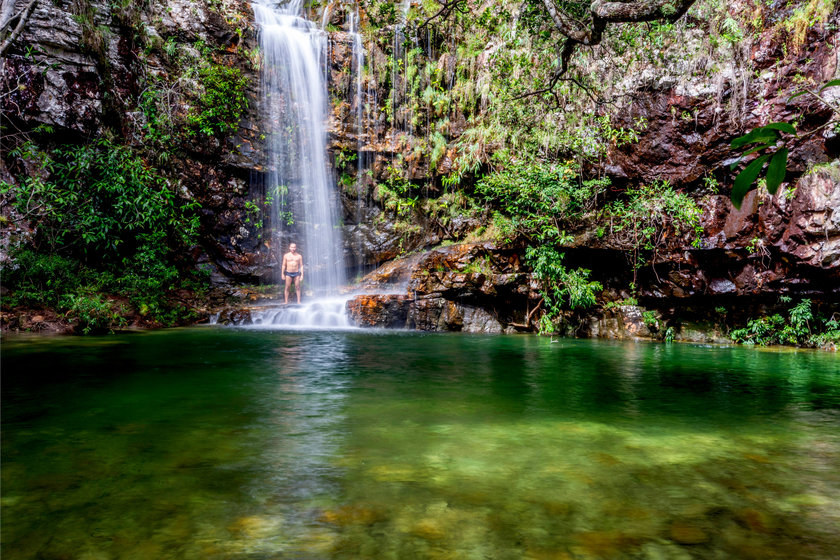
776 163 840 269
346 242 528 333
215 307 253 326
407 297 464 331
346 294 409 328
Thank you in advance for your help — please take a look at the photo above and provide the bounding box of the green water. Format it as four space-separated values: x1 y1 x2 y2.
2 329 839 559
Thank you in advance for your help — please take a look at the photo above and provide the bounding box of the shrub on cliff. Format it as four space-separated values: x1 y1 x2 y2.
525 245 602 334
475 160 606 243
186 64 248 137
1 139 204 331
731 298 840 349
4 139 198 259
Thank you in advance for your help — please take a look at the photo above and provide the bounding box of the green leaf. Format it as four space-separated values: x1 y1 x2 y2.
730 142 772 169
741 142 772 158
761 122 797 135
787 90 810 102
765 147 788 195
731 128 778 149
731 154 770 210
819 79 840 92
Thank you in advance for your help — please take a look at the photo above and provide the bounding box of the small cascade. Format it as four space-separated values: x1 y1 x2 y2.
209 297 354 328
348 10 364 142
320 3 331 30
248 298 353 329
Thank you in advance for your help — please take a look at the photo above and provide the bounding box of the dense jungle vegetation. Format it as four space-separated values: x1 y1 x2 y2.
350 0 839 342
2 0 252 332
1 0 838 344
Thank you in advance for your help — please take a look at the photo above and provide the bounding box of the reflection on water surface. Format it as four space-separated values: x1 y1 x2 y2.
2 330 839 559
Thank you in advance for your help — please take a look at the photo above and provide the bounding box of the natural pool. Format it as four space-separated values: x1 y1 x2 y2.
2 329 839 559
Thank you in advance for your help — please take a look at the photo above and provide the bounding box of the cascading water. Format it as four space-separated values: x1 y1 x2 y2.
253 0 345 296
245 297 352 328
347 9 369 279
392 0 412 136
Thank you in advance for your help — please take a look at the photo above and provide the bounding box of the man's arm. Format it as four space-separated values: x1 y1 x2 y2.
281 255 286 279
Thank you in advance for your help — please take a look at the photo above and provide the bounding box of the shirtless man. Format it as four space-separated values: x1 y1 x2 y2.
281 243 304 304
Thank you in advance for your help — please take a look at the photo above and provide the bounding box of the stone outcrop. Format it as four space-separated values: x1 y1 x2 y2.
0 0 271 283
776 163 840 269
604 7 838 185
346 242 530 333
2 0 838 340
346 294 410 328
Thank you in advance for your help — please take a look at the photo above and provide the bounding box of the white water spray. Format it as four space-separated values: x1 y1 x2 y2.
253 0 345 295
347 8 369 277
245 297 353 329
392 0 413 136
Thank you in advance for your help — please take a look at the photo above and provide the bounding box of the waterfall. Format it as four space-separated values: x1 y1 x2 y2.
348 8 368 280
348 10 364 143
253 0 345 295
392 0 412 136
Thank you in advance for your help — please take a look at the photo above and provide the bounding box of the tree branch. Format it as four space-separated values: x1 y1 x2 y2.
1 0 39 57
540 0 594 44
591 0 696 24
524 0 697 101
542 0 697 54
417 0 468 30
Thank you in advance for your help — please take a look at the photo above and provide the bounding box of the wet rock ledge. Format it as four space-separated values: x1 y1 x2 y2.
346 242 530 334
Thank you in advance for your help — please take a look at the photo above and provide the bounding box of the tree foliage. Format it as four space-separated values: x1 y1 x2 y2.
187 64 249 137
1 139 205 331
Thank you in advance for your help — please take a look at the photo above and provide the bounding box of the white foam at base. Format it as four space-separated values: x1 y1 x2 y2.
246 297 354 329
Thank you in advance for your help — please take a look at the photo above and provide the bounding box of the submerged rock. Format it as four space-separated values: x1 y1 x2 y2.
668 521 711 545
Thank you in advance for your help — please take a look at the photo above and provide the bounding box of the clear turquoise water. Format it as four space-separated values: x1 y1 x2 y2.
2 329 839 559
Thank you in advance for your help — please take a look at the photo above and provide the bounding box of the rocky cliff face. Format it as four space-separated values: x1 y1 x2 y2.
1 0 270 282
328 6 839 337
344 160 840 337
2 0 839 338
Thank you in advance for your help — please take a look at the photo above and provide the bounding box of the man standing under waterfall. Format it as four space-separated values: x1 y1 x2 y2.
281 243 304 305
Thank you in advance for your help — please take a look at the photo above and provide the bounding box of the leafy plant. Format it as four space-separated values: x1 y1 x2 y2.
4 140 198 260
525 245 602 334
730 299 838 347
605 297 639 309
606 181 702 283
460 255 493 275
729 122 795 209
1 139 206 331
61 293 125 335
642 310 660 330
476 160 604 243
187 64 248 137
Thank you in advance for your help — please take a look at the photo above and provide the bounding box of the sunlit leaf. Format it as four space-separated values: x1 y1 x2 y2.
787 90 809 102
819 79 840 91
730 142 773 170
731 154 769 210
765 148 788 195
761 122 797 135
741 142 772 158
731 128 777 149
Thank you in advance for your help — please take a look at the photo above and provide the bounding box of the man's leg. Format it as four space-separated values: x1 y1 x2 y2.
294 276 301 303
284 276 291 304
